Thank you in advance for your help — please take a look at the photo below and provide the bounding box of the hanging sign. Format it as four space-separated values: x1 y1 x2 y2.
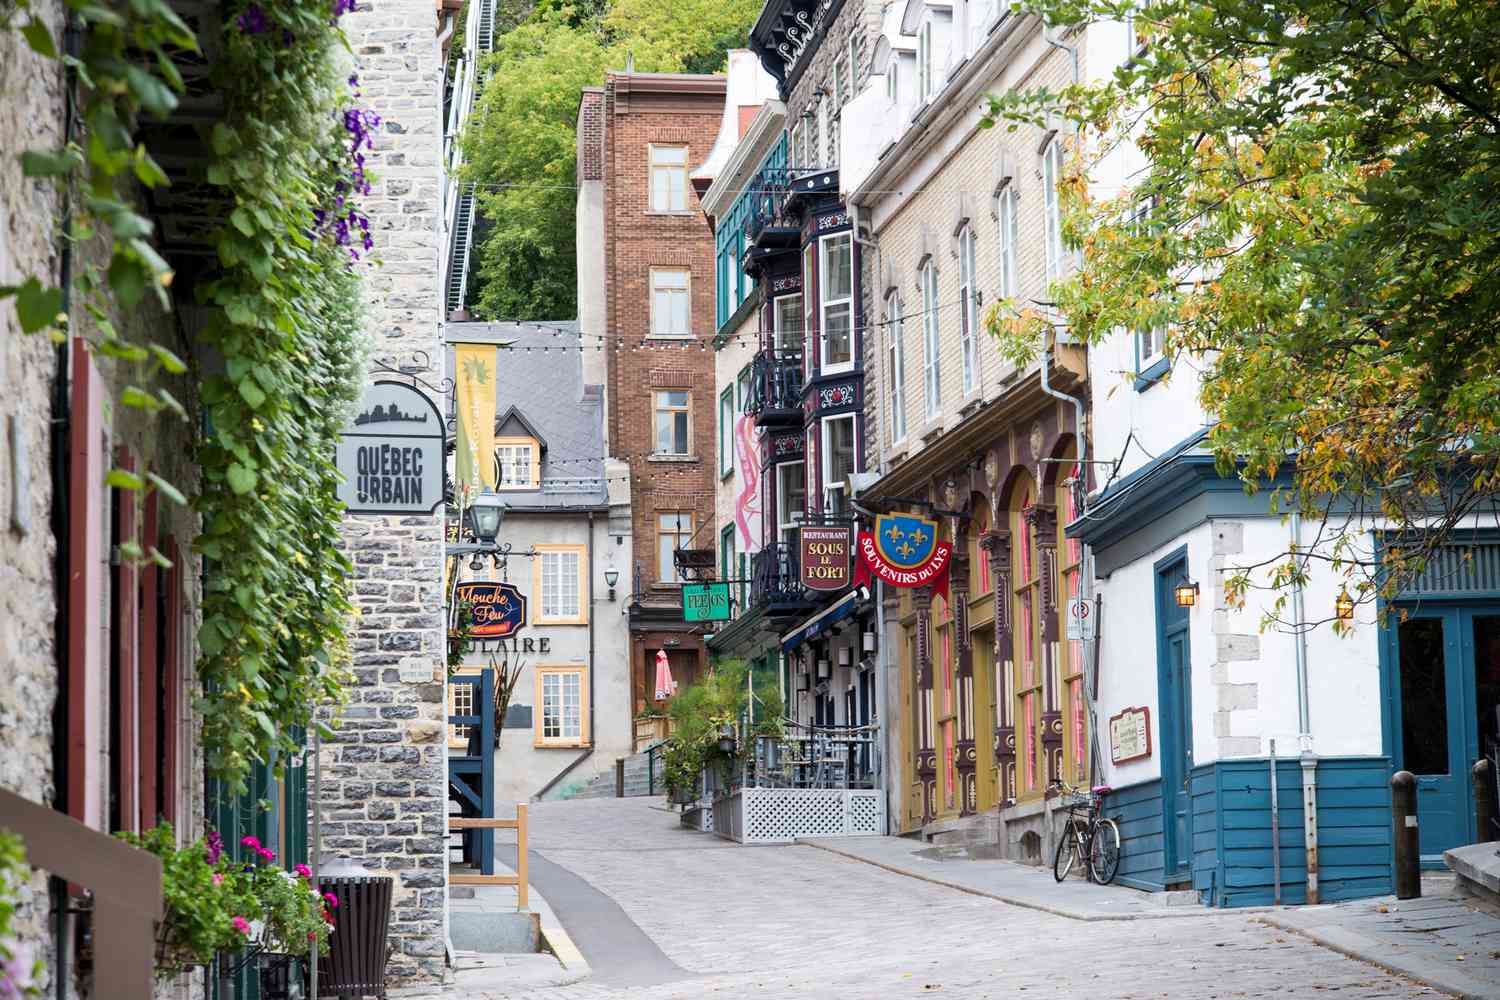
455 581 527 639
1108 706 1152 765
856 513 952 589
682 582 731 623
336 381 445 516
799 525 851 591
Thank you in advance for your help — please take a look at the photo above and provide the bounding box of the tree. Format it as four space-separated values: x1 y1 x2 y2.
982 0 1500 627
460 1 760 318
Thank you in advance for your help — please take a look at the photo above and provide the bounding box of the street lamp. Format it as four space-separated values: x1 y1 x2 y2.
464 492 506 545
604 568 619 602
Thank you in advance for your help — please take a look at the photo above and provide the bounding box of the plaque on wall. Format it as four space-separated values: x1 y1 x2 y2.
1108 706 1152 765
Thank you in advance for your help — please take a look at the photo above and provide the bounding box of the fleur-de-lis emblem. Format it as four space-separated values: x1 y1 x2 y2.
909 526 929 547
885 522 905 543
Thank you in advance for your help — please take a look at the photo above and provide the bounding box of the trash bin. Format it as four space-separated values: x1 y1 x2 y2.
314 858 393 999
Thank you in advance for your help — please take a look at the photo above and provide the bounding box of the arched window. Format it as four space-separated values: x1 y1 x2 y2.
969 500 991 597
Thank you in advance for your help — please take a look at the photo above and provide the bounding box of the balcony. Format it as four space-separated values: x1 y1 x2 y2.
746 349 804 427
743 167 799 252
751 542 816 621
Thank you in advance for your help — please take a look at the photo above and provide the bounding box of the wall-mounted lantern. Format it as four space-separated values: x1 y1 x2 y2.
1174 581 1200 608
1336 590 1355 622
604 568 619 602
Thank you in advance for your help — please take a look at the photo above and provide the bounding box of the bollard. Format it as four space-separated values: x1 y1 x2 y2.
1474 759 1496 842
1391 770 1420 899
616 757 625 798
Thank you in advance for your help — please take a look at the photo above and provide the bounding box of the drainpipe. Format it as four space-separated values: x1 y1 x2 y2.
534 511 598 799
1290 511 1319 902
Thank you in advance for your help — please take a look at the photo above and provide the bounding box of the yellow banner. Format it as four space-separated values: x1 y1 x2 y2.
453 343 497 497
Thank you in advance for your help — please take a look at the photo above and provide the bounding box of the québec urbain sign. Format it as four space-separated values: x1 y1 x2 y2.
336 381 446 516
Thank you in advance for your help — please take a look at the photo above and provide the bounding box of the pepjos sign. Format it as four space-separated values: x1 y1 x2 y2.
336 380 446 516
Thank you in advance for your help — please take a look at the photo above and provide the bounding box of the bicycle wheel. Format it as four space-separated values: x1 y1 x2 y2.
1053 823 1078 882
1088 818 1122 885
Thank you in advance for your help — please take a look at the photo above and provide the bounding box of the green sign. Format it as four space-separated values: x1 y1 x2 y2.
683 582 731 622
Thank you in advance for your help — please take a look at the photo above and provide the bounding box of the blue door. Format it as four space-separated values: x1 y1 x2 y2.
1156 553 1194 882
1388 606 1500 863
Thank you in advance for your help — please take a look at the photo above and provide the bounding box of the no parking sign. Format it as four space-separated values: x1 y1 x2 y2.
1065 596 1096 641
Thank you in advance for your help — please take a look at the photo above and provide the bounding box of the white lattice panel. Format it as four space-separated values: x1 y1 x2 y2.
847 791 884 834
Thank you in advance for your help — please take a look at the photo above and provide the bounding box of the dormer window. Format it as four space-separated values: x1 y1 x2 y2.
493 438 540 489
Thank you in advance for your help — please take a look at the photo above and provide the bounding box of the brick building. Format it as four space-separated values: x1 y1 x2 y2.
577 71 726 722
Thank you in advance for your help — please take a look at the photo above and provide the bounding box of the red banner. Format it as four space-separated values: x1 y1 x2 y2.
855 531 951 602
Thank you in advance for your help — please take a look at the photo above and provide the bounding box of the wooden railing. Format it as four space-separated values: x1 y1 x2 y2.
633 715 672 753
449 802 528 909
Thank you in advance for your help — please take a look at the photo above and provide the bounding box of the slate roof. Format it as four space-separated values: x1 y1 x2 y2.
446 321 607 510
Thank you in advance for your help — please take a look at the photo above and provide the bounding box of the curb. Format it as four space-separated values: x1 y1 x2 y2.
539 917 591 979
1258 916 1491 1000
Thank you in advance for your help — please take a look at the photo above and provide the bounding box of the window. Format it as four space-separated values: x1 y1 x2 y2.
777 461 806 545
790 120 805 169
819 233 853 371
727 241 740 310
721 524 736 584
1128 197 1166 377
493 437 540 489
535 666 588 747
886 63 898 102
719 386 735 478
1042 138 1065 284
886 292 907 442
535 544 587 623
802 243 816 377
448 671 477 748
774 293 804 356
822 415 856 516
997 185 1018 300
653 390 690 455
1124 5 1148 59
650 268 691 338
649 145 688 212
817 98 830 167
849 34 863 88
921 260 941 419
958 226 977 395
736 366 752 414
657 512 693 583
918 22 933 101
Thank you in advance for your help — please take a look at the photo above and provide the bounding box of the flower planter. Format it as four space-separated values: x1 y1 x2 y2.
257 951 307 1000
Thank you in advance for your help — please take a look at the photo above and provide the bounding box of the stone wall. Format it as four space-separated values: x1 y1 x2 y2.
316 0 448 988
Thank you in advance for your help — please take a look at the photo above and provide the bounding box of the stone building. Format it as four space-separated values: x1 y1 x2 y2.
442 322 634 803
577 70 726 726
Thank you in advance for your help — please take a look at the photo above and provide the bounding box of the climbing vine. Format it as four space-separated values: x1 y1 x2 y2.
3 0 377 791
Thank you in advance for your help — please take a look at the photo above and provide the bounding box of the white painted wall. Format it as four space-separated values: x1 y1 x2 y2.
1089 327 1209 481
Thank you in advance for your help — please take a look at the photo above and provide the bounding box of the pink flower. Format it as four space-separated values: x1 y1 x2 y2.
240 835 261 851
212 873 225 886
294 864 312 878
322 891 339 909
232 917 251 936
257 848 276 862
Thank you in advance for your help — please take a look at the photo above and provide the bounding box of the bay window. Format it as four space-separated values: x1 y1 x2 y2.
819 232 853 372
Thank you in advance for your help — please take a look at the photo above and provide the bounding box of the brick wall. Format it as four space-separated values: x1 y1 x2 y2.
601 73 725 584
320 0 448 988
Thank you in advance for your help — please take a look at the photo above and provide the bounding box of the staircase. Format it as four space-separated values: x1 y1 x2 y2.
444 189 476 317
440 0 497 318
568 746 665 800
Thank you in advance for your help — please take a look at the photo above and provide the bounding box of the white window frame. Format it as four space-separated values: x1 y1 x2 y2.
821 414 857 515
818 232 854 375
534 544 587 624
802 244 817 378
648 144 688 213
657 511 693 584
997 185 1018 300
918 22 933 101
653 389 691 456
448 670 478 748
790 120 805 169
1042 138 1065 284
719 385 735 478
921 260 941 420
649 267 691 339
774 292 804 356
493 437 540 490
534 665 589 747
886 62 898 102
1129 196 1165 373
817 98 830 167
777 460 806 546
726 240 739 310
958 225 977 395
886 292 907 443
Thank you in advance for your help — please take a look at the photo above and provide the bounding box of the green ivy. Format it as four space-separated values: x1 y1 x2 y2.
4 0 371 792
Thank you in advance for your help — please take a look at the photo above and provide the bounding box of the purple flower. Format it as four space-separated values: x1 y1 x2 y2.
206 831 224 865
235 4 269 34
333 0 358 16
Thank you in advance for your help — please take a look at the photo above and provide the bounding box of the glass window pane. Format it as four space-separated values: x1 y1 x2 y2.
823 234 852 298
823 302 851 365
1399 617 1450 776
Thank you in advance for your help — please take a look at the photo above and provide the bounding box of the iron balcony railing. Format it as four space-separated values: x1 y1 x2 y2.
733 722 881 791
746 349 804 423
743 166 797 246
751 542 804 610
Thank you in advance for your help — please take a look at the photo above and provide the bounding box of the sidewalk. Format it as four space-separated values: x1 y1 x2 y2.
800 835 1230 921
1261 877 1500 1000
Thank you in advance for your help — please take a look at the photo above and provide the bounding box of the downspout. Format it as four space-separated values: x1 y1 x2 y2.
535 510 598 800
1290 511 1319 903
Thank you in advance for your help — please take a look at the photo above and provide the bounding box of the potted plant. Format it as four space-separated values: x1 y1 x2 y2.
236 836 335 997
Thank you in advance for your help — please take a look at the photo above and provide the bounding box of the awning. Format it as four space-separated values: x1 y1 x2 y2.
779 586 869 654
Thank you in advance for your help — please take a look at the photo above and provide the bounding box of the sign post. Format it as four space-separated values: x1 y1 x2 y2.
683 582 731 623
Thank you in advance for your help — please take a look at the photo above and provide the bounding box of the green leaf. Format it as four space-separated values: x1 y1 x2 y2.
211 122 235 156
150 343 188 374
230 208 255 237
226 463 257 495
2 278 64 333
21 17 57 58
105 467 145 490
146 471 187 506
20 147 84 177
120 385 163 411
206 163 229 186
125 65 177 118
157 387 187 420
108 254 148 307
132 147 170 188
147 546 174 569
237 378 267 409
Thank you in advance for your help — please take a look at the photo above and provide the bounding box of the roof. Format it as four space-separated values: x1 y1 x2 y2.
445 320 608 511
690 50 780 189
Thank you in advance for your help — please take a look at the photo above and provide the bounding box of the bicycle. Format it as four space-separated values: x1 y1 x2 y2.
1051 782 1121 885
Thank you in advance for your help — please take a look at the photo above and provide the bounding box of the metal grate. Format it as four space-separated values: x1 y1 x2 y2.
1400 541 1500 597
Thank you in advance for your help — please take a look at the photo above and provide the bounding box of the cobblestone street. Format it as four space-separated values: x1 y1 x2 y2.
445 797 1451 1000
